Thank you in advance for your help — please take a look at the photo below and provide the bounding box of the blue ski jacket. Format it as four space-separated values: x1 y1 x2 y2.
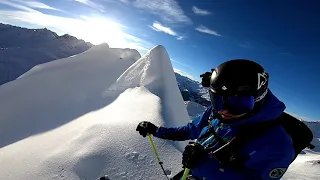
155 90 295 180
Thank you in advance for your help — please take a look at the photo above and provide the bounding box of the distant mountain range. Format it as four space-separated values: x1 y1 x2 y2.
0 23 92 85
175 72 211 107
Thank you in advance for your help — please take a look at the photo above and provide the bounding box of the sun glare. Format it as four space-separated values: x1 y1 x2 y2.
77 17 128 46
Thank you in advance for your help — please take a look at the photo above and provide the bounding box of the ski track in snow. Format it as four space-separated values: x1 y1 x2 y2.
0 44 319 180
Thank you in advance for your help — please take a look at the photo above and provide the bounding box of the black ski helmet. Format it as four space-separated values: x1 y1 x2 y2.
210 59 269 103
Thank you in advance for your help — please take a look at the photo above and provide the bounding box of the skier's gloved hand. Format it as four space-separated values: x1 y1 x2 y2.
136 121 158 137
182 142 206 169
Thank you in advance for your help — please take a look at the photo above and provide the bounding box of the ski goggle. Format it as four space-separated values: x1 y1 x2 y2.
209 89 255 115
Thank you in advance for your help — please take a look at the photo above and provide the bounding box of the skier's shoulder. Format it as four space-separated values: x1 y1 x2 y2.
259 123 293 147
243 121 294 163
244 125 295 173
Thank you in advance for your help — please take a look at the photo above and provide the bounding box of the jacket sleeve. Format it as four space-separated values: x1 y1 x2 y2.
154 106 213 141
242 143 295 180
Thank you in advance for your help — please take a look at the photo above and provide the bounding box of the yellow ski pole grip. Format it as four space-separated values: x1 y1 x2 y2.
181 142 201 180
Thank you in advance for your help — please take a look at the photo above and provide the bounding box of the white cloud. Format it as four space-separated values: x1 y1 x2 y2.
0 8 153 50
176 36 184 40
151 22 177 36
0 0 153 51
173 68 196 81
118 0 130 3
120 0 191 24
192 6 211 16
171 59 193 70
74 0 105 12
150 22 184 41
0 0 37 12
0 0 61 12
12 0 62 11
195 25 221 36
239 42 254 49
122 34 154 51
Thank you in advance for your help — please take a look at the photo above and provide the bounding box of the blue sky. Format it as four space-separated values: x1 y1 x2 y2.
0 0 319 121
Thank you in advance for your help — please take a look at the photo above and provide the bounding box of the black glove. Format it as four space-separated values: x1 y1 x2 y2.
182 142 206 169
136 121 158 137
200 71 213 87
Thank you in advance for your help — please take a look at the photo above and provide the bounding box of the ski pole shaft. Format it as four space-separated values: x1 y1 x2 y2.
147 135 161 163
147 135 170 180
181 168 190 180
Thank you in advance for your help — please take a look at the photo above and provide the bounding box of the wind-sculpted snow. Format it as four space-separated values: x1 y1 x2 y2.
0 45 186 180
0 44 141 149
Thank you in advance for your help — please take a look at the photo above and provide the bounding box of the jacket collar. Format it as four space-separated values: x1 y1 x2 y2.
224 90 286 127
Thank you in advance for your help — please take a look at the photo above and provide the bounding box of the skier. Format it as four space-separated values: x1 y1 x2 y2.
136 59 296 180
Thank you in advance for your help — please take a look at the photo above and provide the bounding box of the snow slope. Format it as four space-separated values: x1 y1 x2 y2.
305 121 320 152
0 23 93 85
175 73 210 107
0 45 187 180
175 73 202 93
282 150 320 180
185 101 205 119
281 121 320 179
0 44 319 180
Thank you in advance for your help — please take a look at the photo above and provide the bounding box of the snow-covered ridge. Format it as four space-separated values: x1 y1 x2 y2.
174 72 210 107
0 23 93 85
0 23 93 48
0 23 59 47
175 72 201 92
304 121 320 152
184 101 206 119
0 45 186 180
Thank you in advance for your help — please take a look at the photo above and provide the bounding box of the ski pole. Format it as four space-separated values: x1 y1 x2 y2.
181 140 206 180
181 168 190 180
147 134 170 180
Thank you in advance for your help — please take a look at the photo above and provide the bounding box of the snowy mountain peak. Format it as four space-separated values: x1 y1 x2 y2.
0 23 93 85
57 34 79 41
0 44 187 180
175 72 201 92
0 23 59 47
174 72 210 107
34 27 58 38
0 23 91 48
